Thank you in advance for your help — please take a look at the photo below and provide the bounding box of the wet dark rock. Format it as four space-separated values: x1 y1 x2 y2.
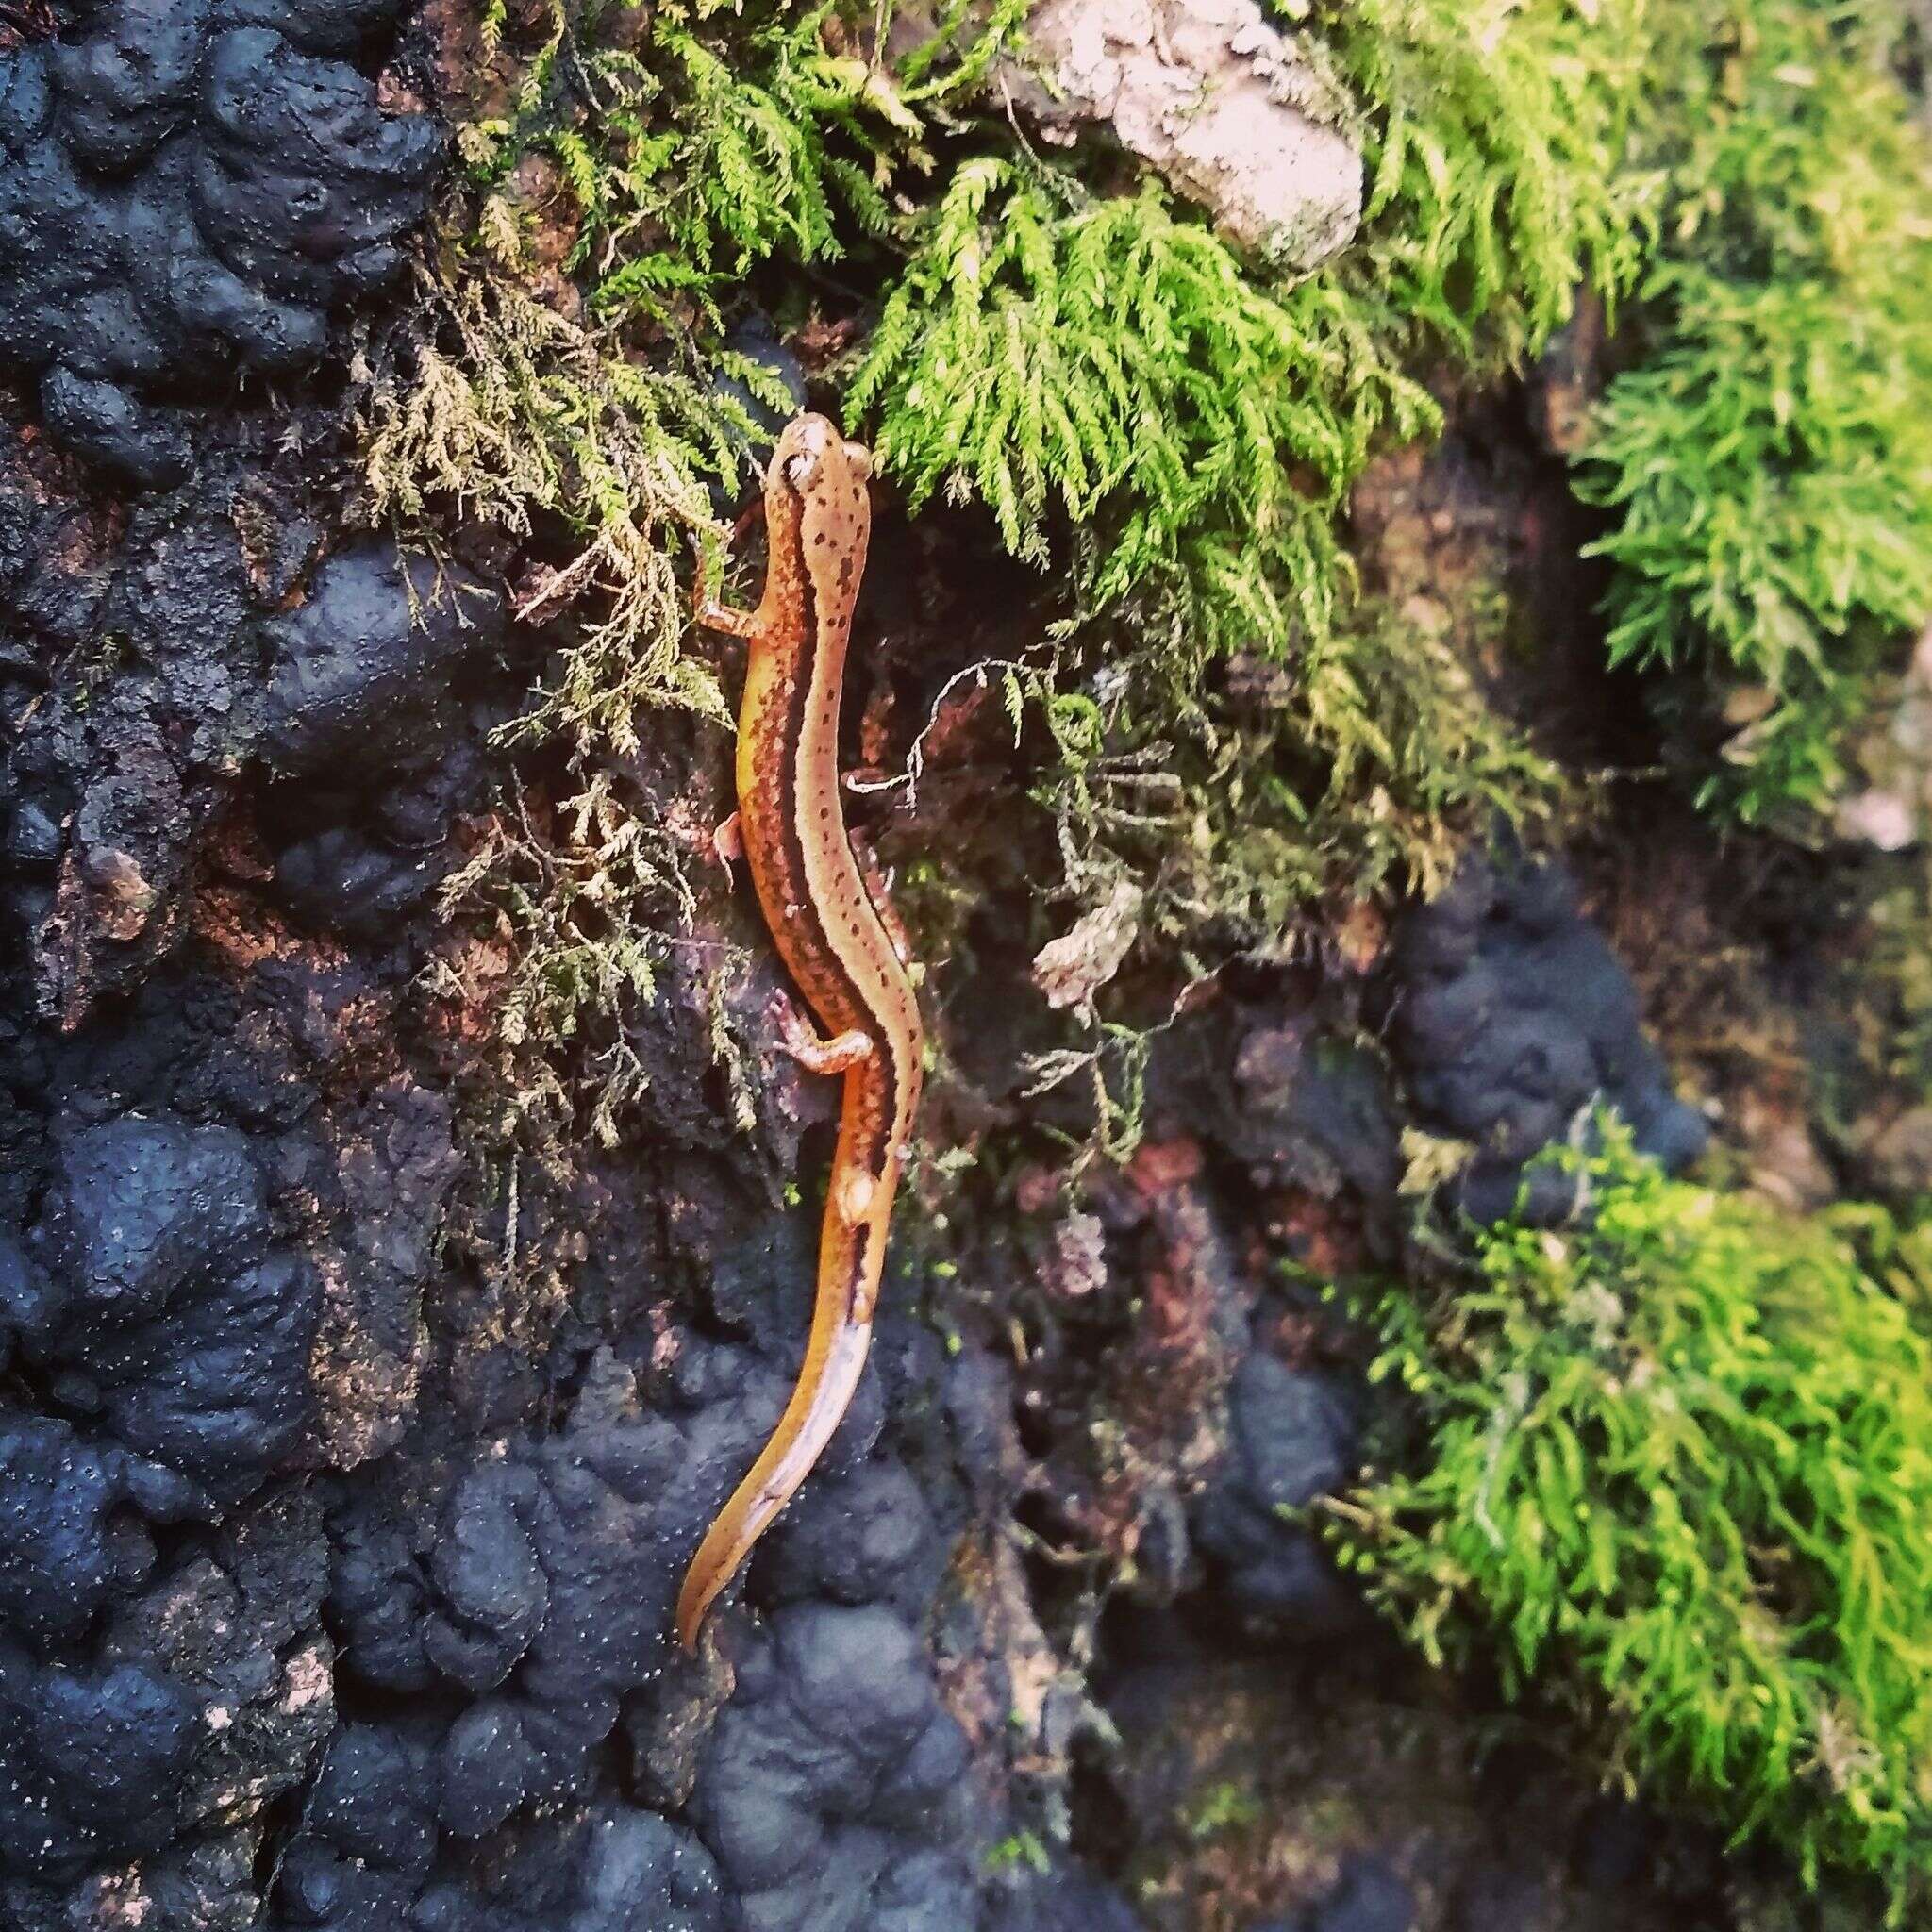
700 1207 823 1338
1156 1009 1402 1212
691 1599 983 1932
325 1487 437 1695
414 1806 726 1932
1269 1856 1416 1932
0 919 458 1918
273 1724 441 1930
222 0 401 56
1571 1796 1656 1892
691 1208 891 1491
0 0 441 480
0 1641 200 1880
0 435 116 650
31 1111 266 1324
270 706 494 941
315 1329 992 1926
257 545 503 939
94 1247 320 1492
8 1112 319 1502
0 1410 208 1649
273 822 452 939
0 433 508 977
1389 853 1708 1223
64 1826 267 1932
0 462 273 1012
1191 1348 1362 1635
41 366 194 479
327 1344 785 1836
986 1858 1147 1931
0 1488 331 1895
258 546 498 780
1447 1861 1549 1932
759 1456 945 1619
34 970 457 1468
3 797 61 871
282 1780 728 1932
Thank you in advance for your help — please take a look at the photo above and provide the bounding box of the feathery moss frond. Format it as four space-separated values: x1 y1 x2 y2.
1573 1 1932 823
1333 1130 1932 1914
851 163 1438 658
1318 0 1657 363
358 259 755 747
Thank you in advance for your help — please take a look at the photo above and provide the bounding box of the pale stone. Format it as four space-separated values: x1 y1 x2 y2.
1008 0 1361 269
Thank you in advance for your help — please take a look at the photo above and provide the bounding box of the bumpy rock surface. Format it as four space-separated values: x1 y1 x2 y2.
9 1111 320 1502
1268 1857 1418 1932
257 542 502 940
1389 852 1709 1221
0 0 440 480
1189 1346 1362 1635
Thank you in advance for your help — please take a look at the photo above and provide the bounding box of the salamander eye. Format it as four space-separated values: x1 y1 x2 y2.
784 449 822 491
844 442 874 481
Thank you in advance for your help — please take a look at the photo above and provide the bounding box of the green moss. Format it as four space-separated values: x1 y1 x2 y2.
358 0 1673 1121
850 162 1438 658
365 0 1034 761
1315 0 1655 364
852 0 1654 655
1019 587 1565 950
1330 1133 1932 1912
1181 1779 1265 1842
1574 1 1932 824
838 0 1646 996
423 773 748 1145
461 4 881 312
367 0 1642 930
358 260 767 744
457 0 1023 321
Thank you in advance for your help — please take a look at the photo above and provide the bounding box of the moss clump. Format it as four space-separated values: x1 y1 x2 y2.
1019 586 1566 957
854 0 1653 655
850 162 1438 658
369 0 1643 926
1331 1135 1932 1912
1317 0 1655 364
1574 1 1932 824
358 260 762 741
363 0 1654 1138
842 0 1643 1008
424 773 745 1146
363 0 1036 756
458 0 916 322
357 1 1040 1140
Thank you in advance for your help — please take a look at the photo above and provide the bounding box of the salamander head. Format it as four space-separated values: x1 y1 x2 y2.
770 412 873 509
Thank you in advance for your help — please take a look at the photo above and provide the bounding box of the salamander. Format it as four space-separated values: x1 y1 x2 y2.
675 412 924 1651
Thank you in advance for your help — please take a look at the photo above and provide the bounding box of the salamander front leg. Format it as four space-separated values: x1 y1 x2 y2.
694 597 759 641
691 499 768 640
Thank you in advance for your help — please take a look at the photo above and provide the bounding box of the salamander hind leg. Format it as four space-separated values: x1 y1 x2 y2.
774 997 873 1076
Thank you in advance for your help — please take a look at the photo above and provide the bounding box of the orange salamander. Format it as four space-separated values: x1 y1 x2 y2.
675 412 924 1651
